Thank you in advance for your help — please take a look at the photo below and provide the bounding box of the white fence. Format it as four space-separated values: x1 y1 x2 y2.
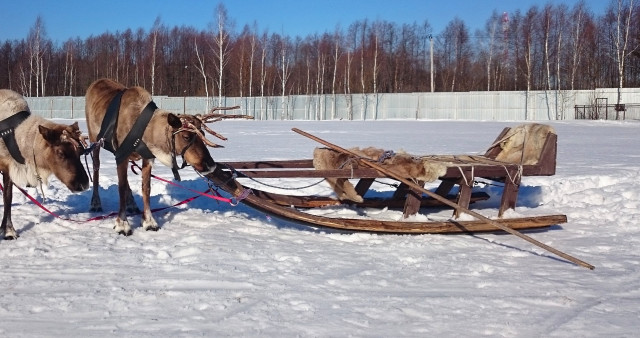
24 88 640 121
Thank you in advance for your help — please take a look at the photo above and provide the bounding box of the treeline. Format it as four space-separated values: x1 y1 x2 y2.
1 1 639 98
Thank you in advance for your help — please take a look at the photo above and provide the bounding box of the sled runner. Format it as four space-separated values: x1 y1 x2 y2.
205 123 567 235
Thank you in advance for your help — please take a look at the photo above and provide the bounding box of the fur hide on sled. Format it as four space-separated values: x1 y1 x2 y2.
491 123 556 165
313 147 447 202
312 123 555 203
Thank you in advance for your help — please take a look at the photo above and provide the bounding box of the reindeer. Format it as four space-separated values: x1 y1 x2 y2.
0 89 90 240
85 78 243 236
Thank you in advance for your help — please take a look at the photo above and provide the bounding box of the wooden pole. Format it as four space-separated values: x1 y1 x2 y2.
292 128 595 270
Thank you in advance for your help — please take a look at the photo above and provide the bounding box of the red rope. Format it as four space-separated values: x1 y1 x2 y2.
0 162 235 223
128 161 234 204
0 182 209 223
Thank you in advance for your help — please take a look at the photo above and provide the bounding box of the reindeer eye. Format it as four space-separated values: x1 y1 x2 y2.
182 133 195 141
56 148 65 159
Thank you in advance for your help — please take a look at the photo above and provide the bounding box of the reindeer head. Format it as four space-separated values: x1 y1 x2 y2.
166 113 217 175
165 106 251 175
38 121 90 192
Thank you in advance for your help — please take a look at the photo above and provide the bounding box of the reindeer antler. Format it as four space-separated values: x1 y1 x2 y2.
192 105 254 143
175 121 224 148
197 106 254 124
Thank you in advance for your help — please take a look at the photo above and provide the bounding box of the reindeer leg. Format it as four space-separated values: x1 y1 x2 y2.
114 161 132 236
140 158 158 231
89 146 103 212
125 185 140 214
1 173 18 240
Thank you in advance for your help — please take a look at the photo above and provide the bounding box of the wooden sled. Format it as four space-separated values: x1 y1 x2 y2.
205 124 567 234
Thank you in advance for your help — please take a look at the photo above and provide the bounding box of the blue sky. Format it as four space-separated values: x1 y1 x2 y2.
1 0 609 43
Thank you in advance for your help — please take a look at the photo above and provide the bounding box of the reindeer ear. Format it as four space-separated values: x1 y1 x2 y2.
167 113 182 128
39 125 62 145
70 121 80 131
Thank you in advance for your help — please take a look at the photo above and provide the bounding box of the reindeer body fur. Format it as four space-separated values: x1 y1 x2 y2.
0 89 89 239
85 78 216 235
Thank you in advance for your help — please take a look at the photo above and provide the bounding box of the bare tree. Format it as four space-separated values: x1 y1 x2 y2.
259 31 269 119
520 7 538 119
568 2 589 90
62 40 75 96
27 16 48 96
194 36 210 112
315 34 328 119
610 0 637 107
211 3 233 106
249 22 258 98
331 27 342 119
439 18 470 91
487 12 503 91
150 17 163 96
372 22 381 119
359 20 368 119
540 5 554 91
275 34 292 119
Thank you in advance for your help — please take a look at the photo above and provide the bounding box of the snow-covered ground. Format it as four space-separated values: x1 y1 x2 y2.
0 119 638 337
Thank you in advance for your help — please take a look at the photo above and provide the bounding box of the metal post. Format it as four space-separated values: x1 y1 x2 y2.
429 35 434 93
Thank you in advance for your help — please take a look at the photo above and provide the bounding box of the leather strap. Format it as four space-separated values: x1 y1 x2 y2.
96 90 124 153
114 101 158 164
0 110 31 164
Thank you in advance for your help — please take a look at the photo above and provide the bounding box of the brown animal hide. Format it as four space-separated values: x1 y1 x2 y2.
313 147 447 202
0 89 89 239
85 78 215 172
85 78 217 235
493 123 556 165
0 89 88 190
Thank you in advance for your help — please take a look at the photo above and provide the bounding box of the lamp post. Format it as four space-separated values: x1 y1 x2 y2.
429 35 434 93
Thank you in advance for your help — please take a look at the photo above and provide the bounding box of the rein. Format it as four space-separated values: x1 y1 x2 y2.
0 182 208 223
0 161 242 223
128 161 242 205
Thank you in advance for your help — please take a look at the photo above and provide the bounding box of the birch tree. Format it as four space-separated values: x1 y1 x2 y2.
611 0 636 107
568 2 588 90
194 36 210 112
150 17 162 96
331 28 342 119
27 16 47 96
212 3 232 106
483 12 500 91
275 34 292 119
259 31 268 120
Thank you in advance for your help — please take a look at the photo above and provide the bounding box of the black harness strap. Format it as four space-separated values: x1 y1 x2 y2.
114 101 158 165
169 130 197 182
96 91 183 181
96 90 124 153
0 110 31 164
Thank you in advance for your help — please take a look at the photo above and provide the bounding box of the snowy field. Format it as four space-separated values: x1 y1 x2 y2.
0 119 639 337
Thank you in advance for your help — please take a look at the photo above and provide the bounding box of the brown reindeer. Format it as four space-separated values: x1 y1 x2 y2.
0 89 90 240
85 78 223 235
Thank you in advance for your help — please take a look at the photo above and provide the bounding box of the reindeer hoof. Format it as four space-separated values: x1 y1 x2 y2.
2 228 19 240
114 227 133 236
114 219 132 236
142 217 158 232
